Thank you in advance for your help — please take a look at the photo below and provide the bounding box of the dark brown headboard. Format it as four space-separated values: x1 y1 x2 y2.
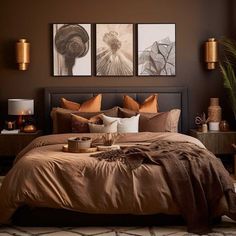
44 87 188 133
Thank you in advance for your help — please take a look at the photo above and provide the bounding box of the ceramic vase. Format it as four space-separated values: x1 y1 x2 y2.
208 98 222 131
208 98 222 122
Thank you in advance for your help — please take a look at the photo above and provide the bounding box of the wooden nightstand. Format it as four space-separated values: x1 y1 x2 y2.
190 129 236 177
0 130 43 175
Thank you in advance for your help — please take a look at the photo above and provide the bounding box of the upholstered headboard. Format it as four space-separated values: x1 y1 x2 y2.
44 87 188 133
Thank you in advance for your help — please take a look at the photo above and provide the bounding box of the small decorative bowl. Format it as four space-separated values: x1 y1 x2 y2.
68 137 92 153
23 124 37 133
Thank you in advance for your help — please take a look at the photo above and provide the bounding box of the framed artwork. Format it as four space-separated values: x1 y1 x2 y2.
53 23 92 76
96 24 134 76
137 23 176 76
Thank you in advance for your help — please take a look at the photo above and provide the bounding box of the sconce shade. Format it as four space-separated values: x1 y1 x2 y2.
204 38 218 70
16 39 30 70
8 99 34 115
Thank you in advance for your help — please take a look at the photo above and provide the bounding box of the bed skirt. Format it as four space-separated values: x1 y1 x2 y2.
12 206 222 227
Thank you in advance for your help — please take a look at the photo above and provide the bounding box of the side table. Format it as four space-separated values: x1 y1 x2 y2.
189 129 236 178
0 130 43 175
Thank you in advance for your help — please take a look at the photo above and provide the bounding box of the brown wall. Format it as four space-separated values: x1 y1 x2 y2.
0 0 233 131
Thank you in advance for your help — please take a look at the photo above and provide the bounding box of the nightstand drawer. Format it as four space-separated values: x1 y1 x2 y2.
190 129 236 178
0 131 42 157
218 135 236 154
189 130 236 155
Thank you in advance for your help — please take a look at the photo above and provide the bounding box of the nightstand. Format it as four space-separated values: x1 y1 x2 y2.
0 130 43 175
190 129 236 177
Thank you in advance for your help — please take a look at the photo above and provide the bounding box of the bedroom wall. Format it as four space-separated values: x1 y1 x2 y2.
0 0 232 131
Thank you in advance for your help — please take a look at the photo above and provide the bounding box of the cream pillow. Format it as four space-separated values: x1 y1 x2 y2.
101 114 140 133
89 121 118 133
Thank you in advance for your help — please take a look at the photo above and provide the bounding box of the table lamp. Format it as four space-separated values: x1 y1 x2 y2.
8 99 34 129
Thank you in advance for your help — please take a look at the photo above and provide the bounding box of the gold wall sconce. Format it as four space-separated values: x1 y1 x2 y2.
204 38 218 70
16 39 30 70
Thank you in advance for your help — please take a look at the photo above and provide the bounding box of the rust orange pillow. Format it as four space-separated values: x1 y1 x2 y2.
60 98 80 110
123 94 158 113
61 94 102 112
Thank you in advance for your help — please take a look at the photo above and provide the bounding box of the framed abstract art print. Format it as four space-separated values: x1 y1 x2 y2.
53 23 92 76
96 24 134 76
137 23 176 76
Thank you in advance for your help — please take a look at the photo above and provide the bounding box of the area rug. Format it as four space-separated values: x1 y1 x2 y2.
0 216 236 236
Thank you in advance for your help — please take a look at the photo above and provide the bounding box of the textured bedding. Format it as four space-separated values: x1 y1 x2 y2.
93 140 236 233
0 132 235 233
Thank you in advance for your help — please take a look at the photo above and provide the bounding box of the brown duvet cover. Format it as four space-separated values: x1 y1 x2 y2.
0 132 235 233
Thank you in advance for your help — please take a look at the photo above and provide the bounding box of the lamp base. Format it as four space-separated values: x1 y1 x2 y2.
22 124 37 133
17 115 25 129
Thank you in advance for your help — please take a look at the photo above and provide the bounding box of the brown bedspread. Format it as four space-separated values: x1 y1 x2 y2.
93 140 236 233
0 132 234 233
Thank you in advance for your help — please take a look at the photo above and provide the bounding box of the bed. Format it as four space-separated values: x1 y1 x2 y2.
0 87 236 234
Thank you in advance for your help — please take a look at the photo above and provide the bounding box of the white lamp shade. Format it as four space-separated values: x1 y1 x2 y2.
8 99 34 115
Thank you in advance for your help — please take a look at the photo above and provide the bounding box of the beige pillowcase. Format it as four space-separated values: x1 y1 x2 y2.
61 94 102 112
165 109 181 132
101 114 140 133
89 121 118 133
123 94 158 113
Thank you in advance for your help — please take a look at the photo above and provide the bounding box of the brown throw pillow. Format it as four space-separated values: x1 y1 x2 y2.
118 107 180 132
71 114 102 133
50 106 119 133
60 94 102 112
139 113 169 132
123 94 158 113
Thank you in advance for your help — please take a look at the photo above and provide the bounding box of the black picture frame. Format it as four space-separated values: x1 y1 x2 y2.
53 23 92 77
95 23 134 77
137 23 176 77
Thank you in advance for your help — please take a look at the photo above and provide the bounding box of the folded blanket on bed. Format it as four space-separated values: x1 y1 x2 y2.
92 140 236 234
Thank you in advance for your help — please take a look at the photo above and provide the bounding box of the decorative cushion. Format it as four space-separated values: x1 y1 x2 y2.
89 121 118 133
60 94 102 112
118 107 180 132
50 106 118 133
60 98 80 111
101 114 140 133
123 94 158 113
164 109 181 132
71 114 102 133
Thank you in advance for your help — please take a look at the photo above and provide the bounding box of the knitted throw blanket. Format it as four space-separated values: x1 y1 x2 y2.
91 140 236 234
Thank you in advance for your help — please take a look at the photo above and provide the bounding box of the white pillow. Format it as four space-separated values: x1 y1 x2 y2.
101 114 140 133
89 120 117 133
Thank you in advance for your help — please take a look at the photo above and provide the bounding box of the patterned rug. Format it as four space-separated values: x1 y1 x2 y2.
0 216 236 236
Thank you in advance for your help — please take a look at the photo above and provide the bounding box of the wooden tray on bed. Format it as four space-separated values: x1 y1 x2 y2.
62 144 97 153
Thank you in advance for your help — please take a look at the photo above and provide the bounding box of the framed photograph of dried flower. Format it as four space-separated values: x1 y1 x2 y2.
53 23 92 76
96 24 134 76
137 24 176 76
